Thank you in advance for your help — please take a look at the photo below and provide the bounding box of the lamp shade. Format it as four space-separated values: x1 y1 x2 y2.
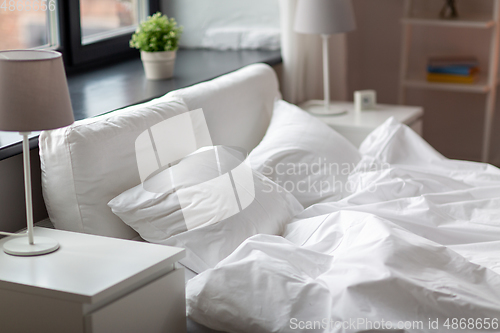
0 50 74 132
294 0 356 35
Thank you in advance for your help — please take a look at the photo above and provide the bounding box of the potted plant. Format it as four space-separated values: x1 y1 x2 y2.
130 12 183 80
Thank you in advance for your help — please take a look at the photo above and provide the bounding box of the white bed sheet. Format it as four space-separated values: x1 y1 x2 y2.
185 119 500 333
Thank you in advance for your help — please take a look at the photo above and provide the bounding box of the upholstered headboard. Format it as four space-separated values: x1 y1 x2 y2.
167 64 279 153
39 63 280 239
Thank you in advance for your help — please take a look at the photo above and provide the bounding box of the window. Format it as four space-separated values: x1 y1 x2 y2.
0 0 159 68
0 0 59 50
80 0 144 45
68 0 158 65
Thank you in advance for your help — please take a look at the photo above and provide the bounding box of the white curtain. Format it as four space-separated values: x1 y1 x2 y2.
279 0 349 104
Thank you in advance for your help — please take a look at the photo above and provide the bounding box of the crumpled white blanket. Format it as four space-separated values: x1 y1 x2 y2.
186 118 500 333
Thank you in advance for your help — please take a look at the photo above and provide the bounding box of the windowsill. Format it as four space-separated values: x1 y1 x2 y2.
0 48 282 161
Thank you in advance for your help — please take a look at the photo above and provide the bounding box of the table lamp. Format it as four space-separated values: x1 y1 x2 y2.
0 50 74 256
294 0 356 115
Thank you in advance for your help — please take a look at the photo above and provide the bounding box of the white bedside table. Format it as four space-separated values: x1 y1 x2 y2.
300 102 424 147
0 227 186 333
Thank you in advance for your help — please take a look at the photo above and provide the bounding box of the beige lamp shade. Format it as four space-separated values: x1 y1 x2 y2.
0 50 74 132
294 0 356 35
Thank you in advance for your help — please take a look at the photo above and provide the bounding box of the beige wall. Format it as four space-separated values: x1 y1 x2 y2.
347 0 500 164
0 149 48 233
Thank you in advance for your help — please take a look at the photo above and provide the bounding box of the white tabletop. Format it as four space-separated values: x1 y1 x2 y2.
304 102 423 130
0 228 184 304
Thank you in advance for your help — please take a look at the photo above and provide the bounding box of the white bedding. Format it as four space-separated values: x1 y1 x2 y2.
185 118 500 333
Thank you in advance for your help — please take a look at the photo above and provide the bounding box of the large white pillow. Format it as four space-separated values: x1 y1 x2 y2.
39 98 193 239
108 145 303 273
248 100 361 207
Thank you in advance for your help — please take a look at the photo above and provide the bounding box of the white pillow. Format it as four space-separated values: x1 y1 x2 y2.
39 98 192 239
248 100 361 207
109 145 303 273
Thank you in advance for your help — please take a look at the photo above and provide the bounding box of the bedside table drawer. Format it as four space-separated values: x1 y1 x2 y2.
86 268 186 333
0 228 186 333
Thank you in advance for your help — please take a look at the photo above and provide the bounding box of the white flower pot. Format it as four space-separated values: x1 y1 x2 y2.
140 50 176 80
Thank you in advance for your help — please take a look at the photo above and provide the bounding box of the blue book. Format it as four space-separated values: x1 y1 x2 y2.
427 65 478 76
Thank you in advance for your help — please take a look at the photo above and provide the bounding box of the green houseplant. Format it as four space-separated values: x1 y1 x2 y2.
130 12 183 80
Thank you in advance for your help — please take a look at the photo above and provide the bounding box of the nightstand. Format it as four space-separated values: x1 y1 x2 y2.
0 227 186 333
301 102 424 147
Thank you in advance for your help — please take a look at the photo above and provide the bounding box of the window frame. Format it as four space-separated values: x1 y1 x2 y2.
41 0 61 50
0 0 60 51
63 0 160 67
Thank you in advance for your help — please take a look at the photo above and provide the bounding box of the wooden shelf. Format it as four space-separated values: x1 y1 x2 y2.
402 13 495 29
399 0 500 162
403 73 492 93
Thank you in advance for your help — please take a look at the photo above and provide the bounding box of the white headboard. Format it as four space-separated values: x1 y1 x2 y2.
167 63 279 152
39 63 280 239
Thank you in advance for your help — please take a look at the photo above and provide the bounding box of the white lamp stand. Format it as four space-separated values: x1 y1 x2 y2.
300 35 347 116
2 133 59 256
0 49 74 256
294 0 356 116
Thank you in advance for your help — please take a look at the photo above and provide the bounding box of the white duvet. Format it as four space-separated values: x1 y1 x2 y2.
186 119 500 333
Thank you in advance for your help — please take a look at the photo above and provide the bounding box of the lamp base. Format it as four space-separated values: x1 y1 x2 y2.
300 100 348 116
3 236 59 256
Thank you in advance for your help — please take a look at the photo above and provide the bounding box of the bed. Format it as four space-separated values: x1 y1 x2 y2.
39 63 500 333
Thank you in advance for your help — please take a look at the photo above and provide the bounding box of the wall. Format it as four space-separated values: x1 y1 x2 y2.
0 148 48 233
347 0 403 106
347 0 500 164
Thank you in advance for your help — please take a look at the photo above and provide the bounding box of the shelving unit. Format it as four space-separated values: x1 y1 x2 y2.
399 0 500 162
401 14 495 29
403 72 491 93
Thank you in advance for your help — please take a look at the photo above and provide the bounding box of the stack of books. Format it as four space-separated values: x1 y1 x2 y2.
426 56 479 84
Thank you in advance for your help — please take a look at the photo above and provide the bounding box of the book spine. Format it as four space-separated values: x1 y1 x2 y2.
427 66 474 76
427 73 475 84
